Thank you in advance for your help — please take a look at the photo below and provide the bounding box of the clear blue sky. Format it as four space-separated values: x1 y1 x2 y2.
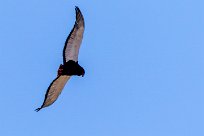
0 0 203 136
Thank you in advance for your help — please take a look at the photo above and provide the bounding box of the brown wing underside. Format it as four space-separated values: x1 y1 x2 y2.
35 75 71 112
63 6 85 64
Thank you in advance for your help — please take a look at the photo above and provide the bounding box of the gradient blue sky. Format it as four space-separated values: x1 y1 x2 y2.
0 0 203 136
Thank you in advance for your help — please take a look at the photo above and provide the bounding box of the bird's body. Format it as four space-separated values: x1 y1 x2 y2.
58 60 85 76
35 6 85 112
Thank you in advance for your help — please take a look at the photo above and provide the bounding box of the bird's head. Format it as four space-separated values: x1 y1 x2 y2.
57 64 64 76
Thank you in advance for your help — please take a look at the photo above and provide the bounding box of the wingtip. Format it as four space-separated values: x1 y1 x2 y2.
74 6 84 27
75 6 81 14
35 107 42 112
75 6 79 10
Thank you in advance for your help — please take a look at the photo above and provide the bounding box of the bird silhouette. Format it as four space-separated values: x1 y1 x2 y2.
35 6 85 112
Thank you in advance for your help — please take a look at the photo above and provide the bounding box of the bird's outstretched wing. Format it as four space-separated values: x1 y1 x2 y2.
63 6 85 64
35 75 71 112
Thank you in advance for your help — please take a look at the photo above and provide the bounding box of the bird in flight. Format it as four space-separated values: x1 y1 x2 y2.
35 6 85 112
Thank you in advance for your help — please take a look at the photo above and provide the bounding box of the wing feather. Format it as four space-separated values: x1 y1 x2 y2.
63 6 85 64
35 75 71 111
